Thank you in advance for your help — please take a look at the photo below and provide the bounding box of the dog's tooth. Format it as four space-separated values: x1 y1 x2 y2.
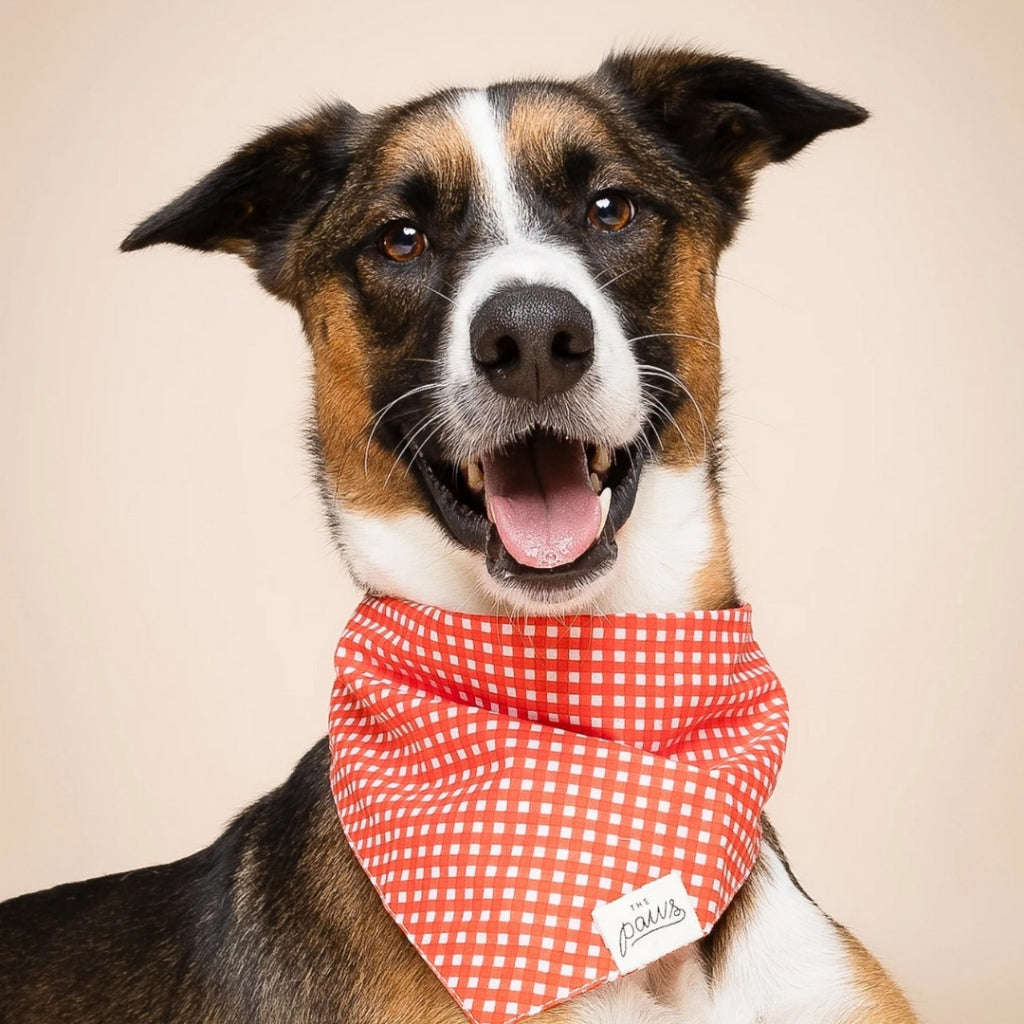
466 460 485 494
590 472 602 494
590 445 612 476
485 498 494 523
597 487 611 538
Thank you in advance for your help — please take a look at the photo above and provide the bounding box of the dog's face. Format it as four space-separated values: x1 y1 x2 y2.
124 51 865 614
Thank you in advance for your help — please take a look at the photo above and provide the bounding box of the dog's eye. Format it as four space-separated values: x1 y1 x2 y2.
378 221 428 262
587 192 635 232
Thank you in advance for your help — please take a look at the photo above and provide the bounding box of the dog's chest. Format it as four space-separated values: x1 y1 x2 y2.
326 597 791 1024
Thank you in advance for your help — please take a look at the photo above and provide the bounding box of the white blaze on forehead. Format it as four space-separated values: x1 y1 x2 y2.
454 90 526 242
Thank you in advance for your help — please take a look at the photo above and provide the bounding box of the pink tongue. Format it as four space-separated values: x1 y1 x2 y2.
482 434 601 569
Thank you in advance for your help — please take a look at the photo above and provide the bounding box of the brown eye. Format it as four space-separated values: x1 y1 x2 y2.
587 191 635 232
379 221 428 262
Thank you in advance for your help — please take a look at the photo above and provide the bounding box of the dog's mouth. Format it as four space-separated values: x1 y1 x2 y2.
413 430 645 597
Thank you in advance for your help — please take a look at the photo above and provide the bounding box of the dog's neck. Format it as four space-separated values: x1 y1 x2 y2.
591 462 736 614
341 462 736 615
328 595 786 1024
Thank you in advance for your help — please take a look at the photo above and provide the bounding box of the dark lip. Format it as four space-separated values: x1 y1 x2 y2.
413 436 646 597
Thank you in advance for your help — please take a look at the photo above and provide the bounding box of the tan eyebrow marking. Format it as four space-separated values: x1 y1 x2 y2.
504 93 617 162
372 104 476 186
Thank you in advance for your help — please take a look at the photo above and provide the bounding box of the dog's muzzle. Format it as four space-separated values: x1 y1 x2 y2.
410 279 649 603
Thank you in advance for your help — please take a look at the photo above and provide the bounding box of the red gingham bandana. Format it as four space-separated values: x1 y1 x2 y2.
328 598 788 1024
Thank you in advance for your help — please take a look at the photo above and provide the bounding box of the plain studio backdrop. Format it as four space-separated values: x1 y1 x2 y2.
2 0 1022 1020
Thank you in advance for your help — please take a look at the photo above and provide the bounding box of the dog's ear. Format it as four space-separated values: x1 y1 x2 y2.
120 102 358 298
597 50 868 224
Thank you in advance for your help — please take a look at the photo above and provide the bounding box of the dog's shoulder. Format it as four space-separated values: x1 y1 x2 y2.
0 739 464 1024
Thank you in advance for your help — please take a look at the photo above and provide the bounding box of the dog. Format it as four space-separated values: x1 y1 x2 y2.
0 48 918 1024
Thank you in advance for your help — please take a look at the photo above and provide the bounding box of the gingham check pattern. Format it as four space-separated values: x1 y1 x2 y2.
328 598 788 1024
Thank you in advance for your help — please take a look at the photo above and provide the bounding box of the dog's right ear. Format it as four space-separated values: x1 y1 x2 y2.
120 103 358 299
597 50 868 235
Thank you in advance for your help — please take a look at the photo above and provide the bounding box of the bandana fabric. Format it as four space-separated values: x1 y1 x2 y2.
328 598 787 1024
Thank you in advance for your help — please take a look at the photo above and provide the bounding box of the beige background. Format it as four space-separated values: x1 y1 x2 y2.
2 0 1022 1020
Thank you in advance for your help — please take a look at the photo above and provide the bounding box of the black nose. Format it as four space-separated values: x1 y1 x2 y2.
469 285 595 403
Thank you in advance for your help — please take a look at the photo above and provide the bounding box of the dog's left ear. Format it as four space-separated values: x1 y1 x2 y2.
120 103 358 299
597 50 868 224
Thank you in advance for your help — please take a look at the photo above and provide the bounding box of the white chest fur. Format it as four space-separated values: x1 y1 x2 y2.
563 845 862 1024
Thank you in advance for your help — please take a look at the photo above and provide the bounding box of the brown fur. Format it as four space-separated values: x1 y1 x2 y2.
374 109 475 184
691 495 737 609
655 235 722 472
304 282 427 516
839 929 919 1024
504 94 617 162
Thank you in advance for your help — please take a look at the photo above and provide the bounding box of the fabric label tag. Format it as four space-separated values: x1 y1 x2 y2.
592 872 705 974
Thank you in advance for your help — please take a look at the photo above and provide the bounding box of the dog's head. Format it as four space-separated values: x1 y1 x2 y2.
123 50 865 614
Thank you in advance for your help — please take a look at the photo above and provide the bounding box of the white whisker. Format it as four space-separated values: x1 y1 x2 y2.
596 267 636 292
423 284 454 304
363 382 444 475
384 410 447 488
636 364 711 462
627 331 719 349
